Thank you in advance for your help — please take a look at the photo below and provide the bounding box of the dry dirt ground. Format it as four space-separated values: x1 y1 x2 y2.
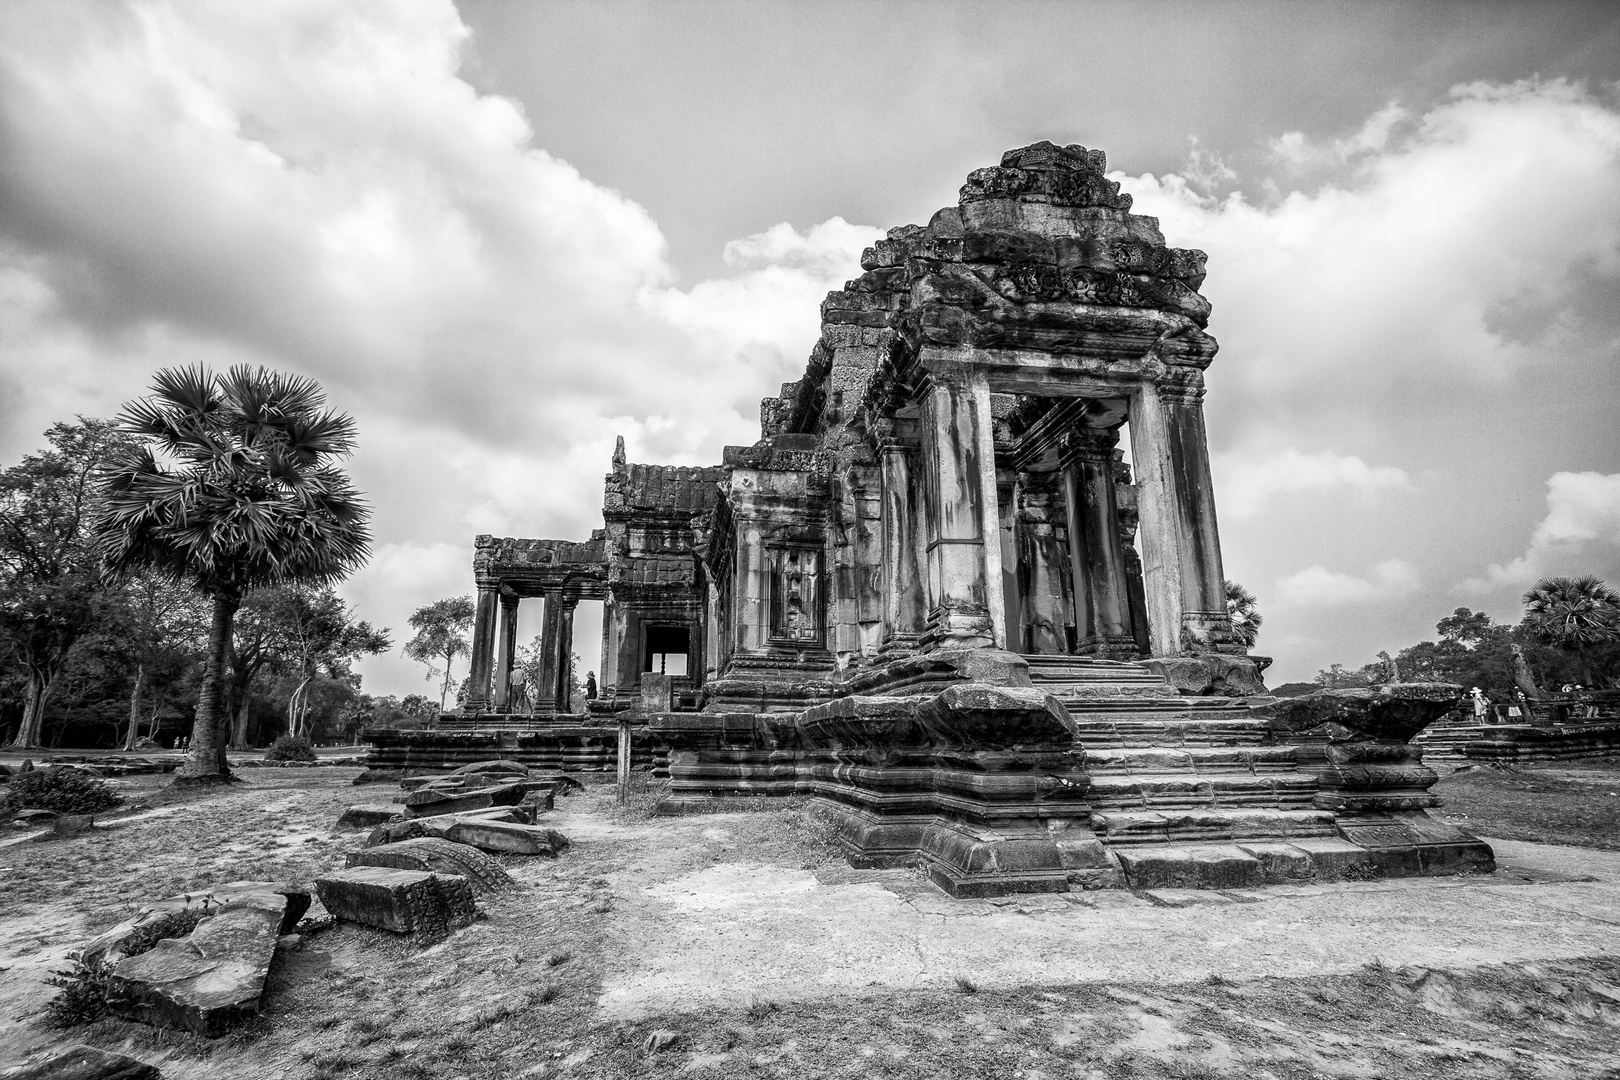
1 760 1618 1079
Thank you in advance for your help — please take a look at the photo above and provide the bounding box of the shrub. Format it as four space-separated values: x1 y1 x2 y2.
264 734 317 762
0 766 122 816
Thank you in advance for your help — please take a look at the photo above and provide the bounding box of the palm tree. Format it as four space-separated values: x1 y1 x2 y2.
1225 579 1262 649
95 366 371 782
1521 575 1620 687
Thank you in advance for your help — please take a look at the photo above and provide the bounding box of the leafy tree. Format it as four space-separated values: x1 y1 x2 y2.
273 587 389 738
102 572 210 750
96 366 371 782
224 589 300 749
1314 663 1370 690
1437 607 1494 646
0 419 136 748
403 595 475 712
1224 580 1262 649
1521 576 1620 687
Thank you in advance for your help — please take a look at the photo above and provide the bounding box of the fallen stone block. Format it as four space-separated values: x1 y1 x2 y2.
403 789 494 817
444 819 570 856
0 1044 161 1079
519 789 554 814
78 881 310 970
105 890 292 1037
398 774 457 792
533 771 585 796
315 867 477 934
336 804 403 829
11 808 58 826
346 837 515 893
364 806 525 847
451 759 530 777
47 814 95 839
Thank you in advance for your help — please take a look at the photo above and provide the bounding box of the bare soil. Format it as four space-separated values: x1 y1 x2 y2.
0 765 1617 1079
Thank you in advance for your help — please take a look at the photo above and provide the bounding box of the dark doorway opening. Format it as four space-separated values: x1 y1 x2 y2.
643 624 689 676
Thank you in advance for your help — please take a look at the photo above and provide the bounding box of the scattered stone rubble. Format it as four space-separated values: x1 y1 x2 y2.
0 1044 161 1080
345 837 515 894
76 881 311 1038
314 866 477 935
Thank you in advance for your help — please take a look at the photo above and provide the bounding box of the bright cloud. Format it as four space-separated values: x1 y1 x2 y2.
1465 471 1620 588
0 1 874 696
1215 447 1412 519
1276 559 1422 607
1122 79 1620 408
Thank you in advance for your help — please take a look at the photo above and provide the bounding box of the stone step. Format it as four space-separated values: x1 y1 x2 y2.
1112 837 1371 890
1071 719 1273 748
1023 655 1168 685
1084 746 1299 773
1087 773 1320 812
1091 807 1338 846
1058 695 1254 717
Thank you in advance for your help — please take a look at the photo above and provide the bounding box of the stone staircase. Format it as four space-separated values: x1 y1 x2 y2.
1024 654 1361 889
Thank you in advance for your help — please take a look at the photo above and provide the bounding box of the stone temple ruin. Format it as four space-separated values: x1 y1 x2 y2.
367 142 1492 897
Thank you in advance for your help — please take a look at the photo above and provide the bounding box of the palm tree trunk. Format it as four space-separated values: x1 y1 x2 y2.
8 669 51 749
124 664 145 751
179 591 240 781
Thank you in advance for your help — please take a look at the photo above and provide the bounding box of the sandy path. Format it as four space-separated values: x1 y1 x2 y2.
584 812 1620 1019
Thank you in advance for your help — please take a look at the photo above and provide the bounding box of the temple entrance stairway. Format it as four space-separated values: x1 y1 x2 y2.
1023 654 1361 889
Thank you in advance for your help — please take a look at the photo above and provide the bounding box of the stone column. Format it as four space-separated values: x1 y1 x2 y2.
1127 382 1186 657
1162 379 1239 651
1015 473 1072 655
917 373 998 650
878 435 925 652
534 590 563 712
1115 463 1152 657
1062 427 1137 657
464 583 500 713
556 599 577 712
599 592 620 702
493 593 519 712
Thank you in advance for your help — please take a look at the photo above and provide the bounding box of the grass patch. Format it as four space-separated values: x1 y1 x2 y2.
1436 759 1620 849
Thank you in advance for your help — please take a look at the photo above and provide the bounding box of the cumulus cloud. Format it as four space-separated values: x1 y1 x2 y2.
1215 447 1412 519
1276 559 1422 606
638 217 881 389
0 1 874 695
1269 102 1412 169
1120 79 1620 409
1463 471 1620 589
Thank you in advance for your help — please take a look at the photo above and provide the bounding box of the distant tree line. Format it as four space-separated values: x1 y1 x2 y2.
1289 576 1620 698
0 369 434 757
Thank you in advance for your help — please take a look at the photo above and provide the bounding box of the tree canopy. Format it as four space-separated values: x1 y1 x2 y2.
96 366 372 779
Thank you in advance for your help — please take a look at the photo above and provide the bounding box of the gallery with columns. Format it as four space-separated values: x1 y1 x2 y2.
385 142 1489 896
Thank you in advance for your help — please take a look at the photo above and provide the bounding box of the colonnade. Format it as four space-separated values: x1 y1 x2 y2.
463 588 577 714
876 372 1233 659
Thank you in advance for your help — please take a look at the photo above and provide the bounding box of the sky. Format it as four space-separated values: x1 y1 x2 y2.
1 0 1617 695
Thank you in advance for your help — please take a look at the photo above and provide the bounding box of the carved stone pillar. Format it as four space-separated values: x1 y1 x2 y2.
878 433 925 652
1014 473 1073 655
1127 382 1186 657
917 373 998 650
464 583 500 713
1061 427 1137 657
556 599 576 712
493 592 519 712
1162 378 1240 651
1116 461 1152 657
535 590 563 712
